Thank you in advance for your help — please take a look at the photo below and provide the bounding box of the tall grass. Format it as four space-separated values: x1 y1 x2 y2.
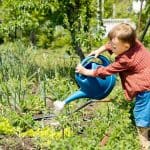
0 41 78 111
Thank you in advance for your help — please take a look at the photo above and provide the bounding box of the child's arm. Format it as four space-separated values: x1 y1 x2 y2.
88 44 113 57
76 55 128 77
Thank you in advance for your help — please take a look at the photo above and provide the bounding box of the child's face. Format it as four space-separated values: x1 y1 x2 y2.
109 37 130 55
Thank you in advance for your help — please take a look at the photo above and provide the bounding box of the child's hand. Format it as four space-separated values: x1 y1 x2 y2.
75 64 86 74
88 45 106 58
88 49 100 58
75 64 94 77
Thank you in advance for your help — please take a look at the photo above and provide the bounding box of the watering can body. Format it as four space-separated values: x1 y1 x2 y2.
64 55 116 104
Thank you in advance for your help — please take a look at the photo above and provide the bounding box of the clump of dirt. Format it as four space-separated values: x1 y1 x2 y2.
0 135 36 150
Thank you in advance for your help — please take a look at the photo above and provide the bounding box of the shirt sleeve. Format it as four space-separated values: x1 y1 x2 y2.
93 56 129 77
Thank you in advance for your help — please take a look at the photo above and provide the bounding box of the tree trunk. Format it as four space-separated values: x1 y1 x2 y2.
140 17 150 42
66 1 85 60
137 0 144 33
30 31 36 46
97 0 103 31
71 31 85 60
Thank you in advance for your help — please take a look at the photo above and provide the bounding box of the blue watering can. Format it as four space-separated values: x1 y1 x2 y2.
33 55 116 120
63 55 116 107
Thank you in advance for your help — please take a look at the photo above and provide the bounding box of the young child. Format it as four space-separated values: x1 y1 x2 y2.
76 23 150 150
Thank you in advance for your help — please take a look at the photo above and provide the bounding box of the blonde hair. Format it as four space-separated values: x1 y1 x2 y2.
108 23 136 47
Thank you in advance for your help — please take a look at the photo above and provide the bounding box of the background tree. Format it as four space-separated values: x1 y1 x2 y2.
0 0 59 47
0 0 149 57
0 0 106 59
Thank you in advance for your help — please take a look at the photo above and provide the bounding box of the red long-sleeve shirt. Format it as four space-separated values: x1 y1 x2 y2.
93 41 150 100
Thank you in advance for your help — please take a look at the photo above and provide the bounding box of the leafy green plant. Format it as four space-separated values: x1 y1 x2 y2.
0 116 16 135
143 34 150 48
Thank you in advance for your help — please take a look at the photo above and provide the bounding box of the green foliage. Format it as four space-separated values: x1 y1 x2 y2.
0 0 106 55
10 113 35 132
0 0 149 54
143 34 150 48
51 26 71 48
0 0 59 46
0 42 38 108
46 76 77 101
20 95 45 113
103 0 134 19
0 116 16 135
138 2 150 31
21 126 73 148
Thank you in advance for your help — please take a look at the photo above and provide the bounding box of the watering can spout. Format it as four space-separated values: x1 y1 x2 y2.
53 90 87 112
64 90 87 104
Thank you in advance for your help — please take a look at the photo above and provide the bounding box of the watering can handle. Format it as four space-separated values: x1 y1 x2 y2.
81 55 110 67
75 55 111 78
